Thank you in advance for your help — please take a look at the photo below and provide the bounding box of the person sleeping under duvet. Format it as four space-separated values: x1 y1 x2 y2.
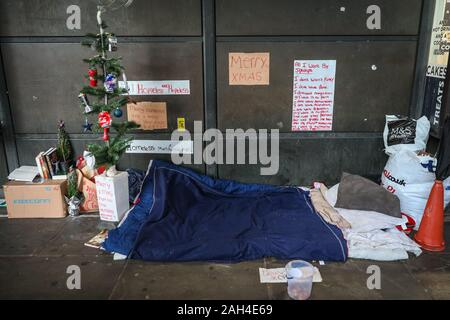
103 160 347 262
102 161 420 262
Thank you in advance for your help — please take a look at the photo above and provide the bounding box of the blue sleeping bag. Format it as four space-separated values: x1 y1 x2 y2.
103 160 347 262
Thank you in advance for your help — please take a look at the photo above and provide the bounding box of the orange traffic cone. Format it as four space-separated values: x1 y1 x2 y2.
414 180 446 251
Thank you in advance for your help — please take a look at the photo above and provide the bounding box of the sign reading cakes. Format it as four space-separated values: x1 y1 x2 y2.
127 102 168 130
229 52 270 85
292 60 336 131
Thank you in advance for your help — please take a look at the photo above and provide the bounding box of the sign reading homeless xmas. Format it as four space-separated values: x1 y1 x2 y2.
229 52 270 85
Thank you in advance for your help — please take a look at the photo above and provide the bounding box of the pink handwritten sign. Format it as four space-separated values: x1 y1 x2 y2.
291 60 336 131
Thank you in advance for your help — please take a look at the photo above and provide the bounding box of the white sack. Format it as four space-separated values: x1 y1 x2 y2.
383 115 430 156
381 150 450 229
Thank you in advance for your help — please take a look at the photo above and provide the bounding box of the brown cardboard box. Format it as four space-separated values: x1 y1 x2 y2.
3 180 67 218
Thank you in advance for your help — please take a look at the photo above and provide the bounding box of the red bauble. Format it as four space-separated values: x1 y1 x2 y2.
88 68 97 87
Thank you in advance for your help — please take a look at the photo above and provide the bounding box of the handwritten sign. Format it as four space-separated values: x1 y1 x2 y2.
118 80 190 95
95 172 129 222
126 140 193 154
291 60 336 131
127 102 167 130
259 268 323 283
229 52 270 85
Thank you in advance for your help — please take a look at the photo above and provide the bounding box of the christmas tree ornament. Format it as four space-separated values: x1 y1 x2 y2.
76 156 85 169
98 111 112 141
78 92 90 106
88 68 97 87
108 34 118 52
82 118 93 133
113 107 123 118
78 93 92 111
122 72 129 91
84 105 93 113
104 73 117 92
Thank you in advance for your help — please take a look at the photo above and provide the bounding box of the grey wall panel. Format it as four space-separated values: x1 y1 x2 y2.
0 137 8 184
0 0 201 36
2 42 203 134
15 136 205 173
216 0 422 36
218 136 387 186
217 41 417 132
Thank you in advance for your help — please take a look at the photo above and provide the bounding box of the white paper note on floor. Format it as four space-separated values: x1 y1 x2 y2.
259 267 322 283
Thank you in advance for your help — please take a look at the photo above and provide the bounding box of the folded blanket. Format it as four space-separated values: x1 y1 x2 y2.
324 184 421 261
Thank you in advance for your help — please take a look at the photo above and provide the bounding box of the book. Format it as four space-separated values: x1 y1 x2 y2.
43 147 56 178
39 153 50 179
35 152 45 178
52 175 67 180
7 166 40 182
84 229 108 249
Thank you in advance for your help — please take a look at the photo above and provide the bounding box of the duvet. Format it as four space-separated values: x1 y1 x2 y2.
103 160 347 262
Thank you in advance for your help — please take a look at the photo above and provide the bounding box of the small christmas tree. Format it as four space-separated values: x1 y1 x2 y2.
79 7 139 171
56 120 73 174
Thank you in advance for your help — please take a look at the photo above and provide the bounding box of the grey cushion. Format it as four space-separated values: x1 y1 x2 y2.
335 172 402 218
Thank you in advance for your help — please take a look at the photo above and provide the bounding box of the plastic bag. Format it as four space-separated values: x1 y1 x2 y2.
381 150 450 229
383 115 430 155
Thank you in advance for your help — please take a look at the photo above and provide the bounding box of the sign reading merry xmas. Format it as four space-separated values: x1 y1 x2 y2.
229 52 270 85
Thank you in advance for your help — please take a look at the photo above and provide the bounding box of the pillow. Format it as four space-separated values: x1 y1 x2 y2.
334 172 402 218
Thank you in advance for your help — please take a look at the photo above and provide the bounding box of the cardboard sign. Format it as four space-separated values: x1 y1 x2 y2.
119 80 190 95
127 102 168 130
259 268 322 283
126 140 193 154
229 52 270 85
95 172 129 222
291 60 336 131
423 0 450 137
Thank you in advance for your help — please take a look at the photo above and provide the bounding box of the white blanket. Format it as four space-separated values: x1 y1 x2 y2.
325 184 422 261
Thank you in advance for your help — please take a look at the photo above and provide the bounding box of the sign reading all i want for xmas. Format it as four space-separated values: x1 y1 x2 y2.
291 60 336 131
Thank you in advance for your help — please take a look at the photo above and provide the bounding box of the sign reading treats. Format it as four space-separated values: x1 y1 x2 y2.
119 80 190 95
291 60 336 131
127 102 167 130
229 52 270 85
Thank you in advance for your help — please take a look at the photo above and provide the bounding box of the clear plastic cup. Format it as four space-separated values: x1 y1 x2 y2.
285 260 314 300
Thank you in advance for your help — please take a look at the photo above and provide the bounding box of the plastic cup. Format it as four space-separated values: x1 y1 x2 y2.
285 260 314 300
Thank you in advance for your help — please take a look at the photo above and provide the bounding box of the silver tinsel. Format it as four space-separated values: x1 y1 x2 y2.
65 195 82 217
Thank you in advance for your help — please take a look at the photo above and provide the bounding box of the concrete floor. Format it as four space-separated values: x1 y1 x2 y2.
1 209 450 300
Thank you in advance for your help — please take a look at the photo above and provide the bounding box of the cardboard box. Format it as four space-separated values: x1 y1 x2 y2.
3 180 67 218
95 172 129 222
76 168 98 213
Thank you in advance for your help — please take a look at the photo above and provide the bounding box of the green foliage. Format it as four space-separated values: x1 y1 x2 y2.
67 169 80 199
56 121 73 164
80 14 140 169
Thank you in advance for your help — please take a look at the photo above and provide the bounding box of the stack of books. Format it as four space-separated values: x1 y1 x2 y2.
35 148 67 180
